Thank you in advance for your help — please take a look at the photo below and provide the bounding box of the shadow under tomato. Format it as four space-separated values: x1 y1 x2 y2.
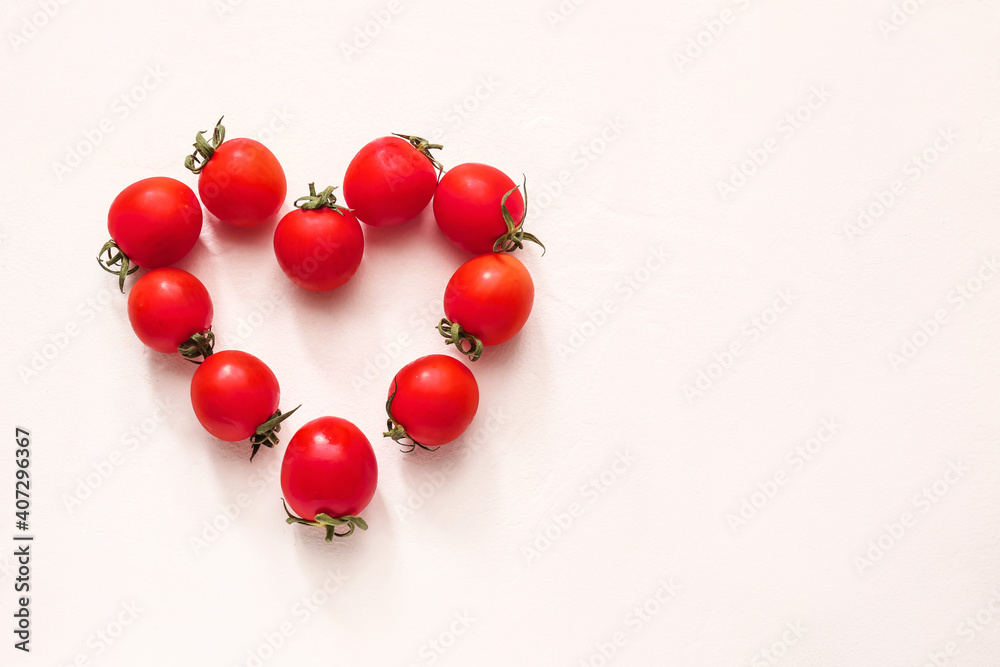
276 257 369 321
284 487 410 648
201 206 286 252
361 200 471 269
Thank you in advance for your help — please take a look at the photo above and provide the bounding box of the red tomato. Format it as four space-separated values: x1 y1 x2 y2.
281 416 378 539
273 184 364 291
127 268 213 356
385 354 479 449
342 134 441 227
440 254 534 360
99 177 202 291
185 119 286 227
190 351 291 459
433 163 542 254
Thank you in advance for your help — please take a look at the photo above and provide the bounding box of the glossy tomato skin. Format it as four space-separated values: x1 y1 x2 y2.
190 350 280 441
444 254 534 347
433 163 525 254
107 177 202 268
127 268 213 353
273 208 364 291
281 417 378 520
199 138 287 227
388 355 479 446
342 136 438 227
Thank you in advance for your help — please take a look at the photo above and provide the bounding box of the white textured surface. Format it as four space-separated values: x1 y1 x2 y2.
2 1 1000 665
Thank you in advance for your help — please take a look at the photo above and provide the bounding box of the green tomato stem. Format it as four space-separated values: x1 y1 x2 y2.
282 499 368 541
493 176 546 255
392 133 444 180
383 378 438 453
249 405 300 461
184 116 226 174
96 239 138 293
178 329 215 364
294 182 352 215
437 318 484 362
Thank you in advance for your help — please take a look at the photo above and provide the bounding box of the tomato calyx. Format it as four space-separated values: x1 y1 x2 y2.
437 318 484 362
391 133 444 179
178 329 215 364
282 499 368 541
493 177 546 255
383 379 438 453
96 239 139 293
183 116 226 174
249 404 301 461
294 182 352 216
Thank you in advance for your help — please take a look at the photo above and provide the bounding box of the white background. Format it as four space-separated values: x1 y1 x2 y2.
2 0 1000 665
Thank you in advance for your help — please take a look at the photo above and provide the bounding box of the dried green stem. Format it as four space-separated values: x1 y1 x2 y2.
493 176 546 255
383 378 438 453
392 133 444 179
184 116 226 174
294 183 352 215
178 329 215 364
282 499 368 541
437 318 484 362
96 239 138 293
249 405 300 461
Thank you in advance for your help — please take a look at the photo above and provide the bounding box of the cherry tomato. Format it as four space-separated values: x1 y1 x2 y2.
99 177 202 290
281 416 378 539
127 268 213 356
342 134 441 227
185 118 286 227
385 354 479 449
273 184 364 291
433 163 539 254
440 254 534 360
190 351 293 459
